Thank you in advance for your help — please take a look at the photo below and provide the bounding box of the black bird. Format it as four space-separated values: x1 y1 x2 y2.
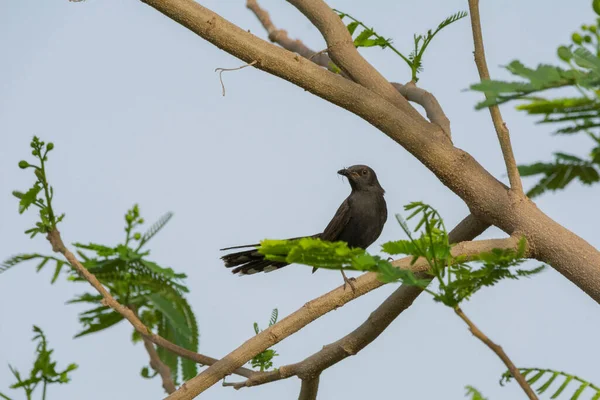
221 165 387 287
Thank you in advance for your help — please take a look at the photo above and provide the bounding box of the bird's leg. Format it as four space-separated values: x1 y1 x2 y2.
340 269 356 292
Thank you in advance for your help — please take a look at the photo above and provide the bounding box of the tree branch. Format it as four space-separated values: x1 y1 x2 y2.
44 229 256 381
231 239 531 391
158 213 485 400
392 81 452 139
247 0 450 138
246 0 334 70
298 376 320 400
454 307 538 399
139 0 600 309
467 0 523 193
143 337 177 394
285 0 431 129
130 304 177 394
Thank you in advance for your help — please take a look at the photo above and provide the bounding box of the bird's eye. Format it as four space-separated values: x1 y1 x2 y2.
361 169 368 175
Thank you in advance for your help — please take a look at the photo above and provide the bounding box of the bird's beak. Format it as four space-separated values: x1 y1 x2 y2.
338 168 359 179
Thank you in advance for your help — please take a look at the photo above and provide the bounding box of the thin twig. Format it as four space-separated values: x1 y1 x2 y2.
454 307 538 400
44 229 256 380
298 376 320 400
143 337 177 393
215 60 257 96
467 0 523 193
130 304 177 394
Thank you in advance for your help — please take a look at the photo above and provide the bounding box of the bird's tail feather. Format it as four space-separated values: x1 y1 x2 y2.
221 233 321 275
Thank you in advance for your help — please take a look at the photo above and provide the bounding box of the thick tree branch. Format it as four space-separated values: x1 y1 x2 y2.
298 376 320 400
454 307 538 399
44 229 256 381
467 0 523 193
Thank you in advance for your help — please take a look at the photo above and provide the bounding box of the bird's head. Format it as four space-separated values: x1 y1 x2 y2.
338 165 384 193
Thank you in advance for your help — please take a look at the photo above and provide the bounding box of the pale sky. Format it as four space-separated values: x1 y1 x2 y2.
1 1 599 399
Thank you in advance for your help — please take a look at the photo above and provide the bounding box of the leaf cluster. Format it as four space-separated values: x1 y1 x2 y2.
334 9 467 82
469 7 600 197
3 205 199 386
249 309 279 372
0 326 78 400
12 137 64 238
501 367 600 400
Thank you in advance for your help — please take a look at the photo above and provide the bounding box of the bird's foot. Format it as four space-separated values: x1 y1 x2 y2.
341 270 356 292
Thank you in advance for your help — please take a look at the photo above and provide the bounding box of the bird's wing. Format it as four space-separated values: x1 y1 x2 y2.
320 198 351 242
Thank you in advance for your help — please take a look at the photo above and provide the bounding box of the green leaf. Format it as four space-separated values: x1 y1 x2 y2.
518 155 600 198
464 386 488 400
74 311 124 338
146 293 192 340
18 184 42 214
346 21 359 35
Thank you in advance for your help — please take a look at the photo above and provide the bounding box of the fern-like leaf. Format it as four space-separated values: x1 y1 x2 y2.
138 212 173 249
501 368 600 399
269 308 278 327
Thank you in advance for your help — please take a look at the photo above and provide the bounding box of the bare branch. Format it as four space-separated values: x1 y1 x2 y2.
44 229 256 381
454 307 538 399
298 376 320 400
143 337 177 394
246 0 334 70
467 0 523 193
392 81 452 139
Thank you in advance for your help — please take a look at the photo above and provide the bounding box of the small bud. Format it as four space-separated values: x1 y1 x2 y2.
585 35 593 43
594 0 600 17
32 150 38 156
557 46 573 62
125 214 134 222
138 218 144 224
582 24 589 31
47 142 54 151
134 232 142 240
572 33 583 44
590 25 598 33
18 160 29 169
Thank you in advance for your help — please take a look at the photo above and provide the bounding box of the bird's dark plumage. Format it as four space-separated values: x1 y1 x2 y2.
221 165 387 275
